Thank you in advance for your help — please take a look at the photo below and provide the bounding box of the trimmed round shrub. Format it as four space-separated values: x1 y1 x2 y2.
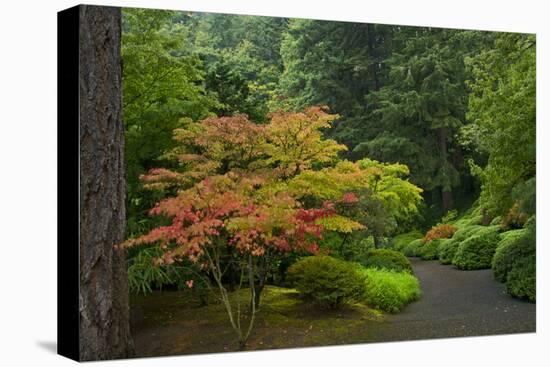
402 238 423 257
359 249 413 273
453 227 500 270
392 230 423 251
506 254 535 302
492 228 530 282
438 238 460 264
287 256 365 309
420 238 446 260
452 225 484 241
358 268 421 313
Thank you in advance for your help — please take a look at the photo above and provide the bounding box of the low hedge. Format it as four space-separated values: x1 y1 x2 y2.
437 225 484 265
438 238 460 265
492 228 529 282
402 238 423 257
506 254 535 302
359 249 413 273
392 230 423 251
358 267 421 313
420 239 447 260
287 256 365 309
491 223 535 302
452 227 500 270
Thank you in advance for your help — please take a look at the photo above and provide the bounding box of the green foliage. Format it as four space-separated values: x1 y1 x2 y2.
318 231 374 261
122 9 217 237
466 33 535 216
392 230 423 251
358 249 413 274
127 245 209 301
490 216 502 226
402 238 423 257
452 227 500 269
420 239 446 260
441 209 458 224
357 267 421 313
287 256 365 309
506 254 535 302
438 238 460 265
492 227 534 281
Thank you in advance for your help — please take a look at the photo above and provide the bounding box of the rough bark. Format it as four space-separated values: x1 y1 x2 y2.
79 5 133 361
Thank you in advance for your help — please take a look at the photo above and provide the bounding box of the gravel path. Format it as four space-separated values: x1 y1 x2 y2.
361 258 536 342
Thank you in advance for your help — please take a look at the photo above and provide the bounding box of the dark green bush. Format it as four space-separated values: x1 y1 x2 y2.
437 226 482 265
453 227 500 270
420 239 445 260
402 238 423 257
357 267 421 313
358 249 413 273
392 230 423 251
452 225 484 241
492 228 530 282
506 254 535 302
438 238 460 264
287 256 365 309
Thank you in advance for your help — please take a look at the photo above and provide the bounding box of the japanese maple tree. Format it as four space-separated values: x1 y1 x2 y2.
120 173 336 349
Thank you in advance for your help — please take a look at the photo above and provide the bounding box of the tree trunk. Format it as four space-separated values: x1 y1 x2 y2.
79 5 134 361
441 190 453 214
251 257 267 310
436 127 453 213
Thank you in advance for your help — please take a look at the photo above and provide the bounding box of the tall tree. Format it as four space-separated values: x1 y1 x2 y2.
354 29 488 213
79 5 133 360
465 33 536 216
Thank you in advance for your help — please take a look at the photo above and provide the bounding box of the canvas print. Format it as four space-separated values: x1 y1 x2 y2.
57 4 536 361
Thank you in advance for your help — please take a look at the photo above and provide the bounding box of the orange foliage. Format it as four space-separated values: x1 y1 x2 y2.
422 224 457 243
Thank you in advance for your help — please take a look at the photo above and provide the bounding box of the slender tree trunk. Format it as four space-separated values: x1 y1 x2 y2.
79 5 133 361
251 257 267 310
436 127 453 212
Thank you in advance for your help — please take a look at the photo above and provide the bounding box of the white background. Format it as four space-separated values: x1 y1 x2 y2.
0 0 548 365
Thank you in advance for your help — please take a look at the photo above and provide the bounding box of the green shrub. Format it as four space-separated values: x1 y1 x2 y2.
358 268 421 313
287 256 365 309
438 238 460 264
492 228 530 282
453 205 484 229
127 245 209 302
420 238 446 260
506 254 536 302
402 238 423 257
437 225 481 264
453 227 500 270
452 225 484 241
392 230 423 251
358 249 413 273
490 216 502 226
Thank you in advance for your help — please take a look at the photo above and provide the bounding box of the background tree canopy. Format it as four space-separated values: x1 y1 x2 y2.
122 7 535 240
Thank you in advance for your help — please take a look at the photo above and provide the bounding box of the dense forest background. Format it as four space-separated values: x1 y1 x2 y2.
121 8 535 243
